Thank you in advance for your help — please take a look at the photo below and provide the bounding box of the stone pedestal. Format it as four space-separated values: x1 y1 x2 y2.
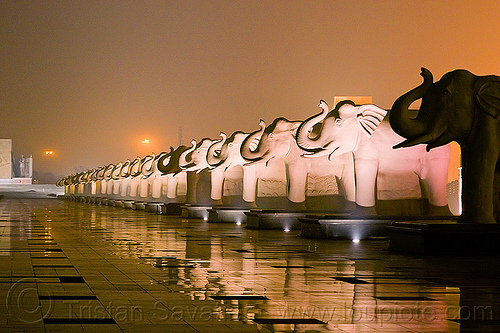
181 205 211 219
244 210 308 230
162 203 183 216
207 207 250 224
386 221 500 254
300 215 389 239
145 202 163 214
133 201 147 210
123 200 135 209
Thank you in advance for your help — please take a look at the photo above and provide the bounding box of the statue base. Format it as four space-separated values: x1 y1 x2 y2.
244 210 309 230
300 215 389 240
386 221 500 254
162 203 184 216
133 201 147 210
145 202 164 214
181 204 211 219
123 200 135 209
207 207 250 224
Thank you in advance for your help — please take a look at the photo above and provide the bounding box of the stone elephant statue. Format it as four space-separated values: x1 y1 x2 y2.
136 154 156 199
179 138 217 205
102 164 115 195
295 99 451 215
206 131 258 205
240 117 355 209
390 68 500 223
127 156 146 197
157 145 189 201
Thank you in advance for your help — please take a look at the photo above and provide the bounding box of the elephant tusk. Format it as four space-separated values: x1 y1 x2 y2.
393 133 435 148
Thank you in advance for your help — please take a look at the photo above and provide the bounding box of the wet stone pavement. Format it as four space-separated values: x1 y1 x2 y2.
0 199 499 332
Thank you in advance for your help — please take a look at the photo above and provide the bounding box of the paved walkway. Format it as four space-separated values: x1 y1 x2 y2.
0 199 498 332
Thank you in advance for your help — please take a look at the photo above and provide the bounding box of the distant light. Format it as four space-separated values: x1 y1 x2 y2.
45 150 54 155
141 139 150 144
352 239 360 243
284 228 290 232
203 217 208 221
236 221 242 226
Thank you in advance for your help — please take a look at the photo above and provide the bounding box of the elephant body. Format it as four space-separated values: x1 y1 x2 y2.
240 117 355 210
157 146 189 202
296 100 451 214
390 68 500 223
207 131 256 206
179 139 219 205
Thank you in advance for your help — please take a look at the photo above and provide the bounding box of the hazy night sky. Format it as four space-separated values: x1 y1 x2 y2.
2 0 500 178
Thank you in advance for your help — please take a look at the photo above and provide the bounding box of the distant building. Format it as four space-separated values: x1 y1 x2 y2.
0 139 33 184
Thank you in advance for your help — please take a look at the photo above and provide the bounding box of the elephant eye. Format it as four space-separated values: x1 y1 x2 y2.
335 118 343 127
442 89 449 96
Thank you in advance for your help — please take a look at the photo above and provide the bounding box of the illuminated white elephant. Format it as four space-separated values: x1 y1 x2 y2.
111 162 123 195
100 164 114 195
128 157 144 197
137 154 155 198
240 118 355 205
179 138 216 204
295 100 451 211
139 152 170 199
206 131 260 203
157 146 189 201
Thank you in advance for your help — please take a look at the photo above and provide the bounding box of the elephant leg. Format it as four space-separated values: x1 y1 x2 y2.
287 162 307 203
460 143 497 224
421 163 450 207
166 175 177 199
151 176 162 199
242 165 257 202
186 171 199 203
354 158 378 208
340 157 356 204
210 169 225 201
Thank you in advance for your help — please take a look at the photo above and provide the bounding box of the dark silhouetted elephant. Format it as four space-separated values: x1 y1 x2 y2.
390 68 500 224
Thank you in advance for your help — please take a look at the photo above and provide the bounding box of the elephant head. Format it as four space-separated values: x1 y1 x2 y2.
129 156 142 178
102 164 115 181
117 160 129 178
158 145 190 175
207 131 248 170
390 68 500 223
179 138 213 172
240 118 301 165
111 162 123 180
140 154 155 179
295 100 387 158
389 67 497 150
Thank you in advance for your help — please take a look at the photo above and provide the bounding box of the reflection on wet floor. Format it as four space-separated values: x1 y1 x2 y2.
0 199 499 332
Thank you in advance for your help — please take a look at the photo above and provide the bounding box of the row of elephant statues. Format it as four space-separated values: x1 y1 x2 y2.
58 98 452 215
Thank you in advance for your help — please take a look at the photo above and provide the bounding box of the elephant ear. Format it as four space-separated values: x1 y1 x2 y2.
357 105 387 137
475 77 500 118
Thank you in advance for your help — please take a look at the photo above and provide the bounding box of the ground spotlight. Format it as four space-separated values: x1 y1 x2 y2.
352 239 360 243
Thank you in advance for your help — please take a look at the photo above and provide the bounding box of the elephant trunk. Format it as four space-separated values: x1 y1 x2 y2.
141 154 156 178
240 120 266 161
129 157 142 177
295 100 329 151
390 67 433 139
179 140 197 169
207 132 227 167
